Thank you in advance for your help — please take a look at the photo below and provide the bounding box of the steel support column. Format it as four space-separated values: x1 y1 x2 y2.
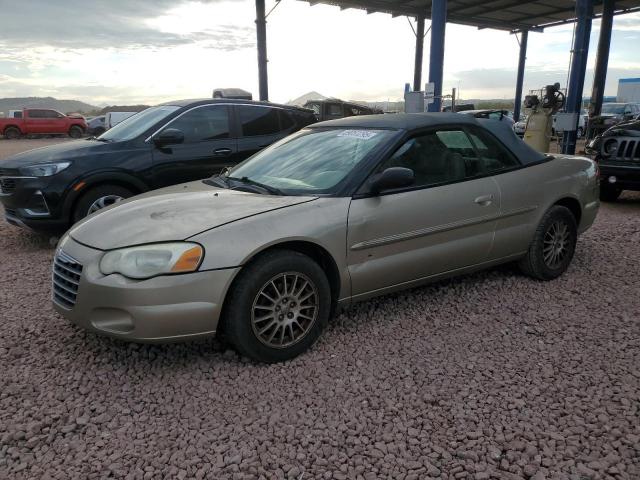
255 0 269 101
589 0 614 118
513 30 528 122
413 16 425 92
562 0 593 154
428 0 447 112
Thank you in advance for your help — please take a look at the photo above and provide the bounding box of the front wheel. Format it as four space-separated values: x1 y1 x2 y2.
518 205 577 281
73 184 133 223
69 125 83 138
222 250 332 363
600 184 622 202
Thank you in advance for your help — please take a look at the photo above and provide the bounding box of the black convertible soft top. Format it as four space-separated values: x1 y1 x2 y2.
312 113 547 165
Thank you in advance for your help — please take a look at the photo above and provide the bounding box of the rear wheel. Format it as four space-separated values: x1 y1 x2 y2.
222 249 331 363
69 125 83 138
4 127 20 139
600 184 622 202
518 205 577 281
73 184 133 223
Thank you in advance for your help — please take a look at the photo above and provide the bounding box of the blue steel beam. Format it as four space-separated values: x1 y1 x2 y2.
562 0 593 155
513 30 528 122
589 0 615 118
428 0 447 112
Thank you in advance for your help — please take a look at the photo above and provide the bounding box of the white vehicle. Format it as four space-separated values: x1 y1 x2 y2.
105 111 137 129
553 110 588 138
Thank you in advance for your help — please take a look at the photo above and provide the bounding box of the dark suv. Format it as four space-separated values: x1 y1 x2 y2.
586 118 640 201
0 99 316 233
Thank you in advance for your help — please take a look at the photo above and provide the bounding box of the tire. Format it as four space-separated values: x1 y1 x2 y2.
4 127 20 139
69 125 83 139
599 184 622 202
518 205 577 281
72 184 133 223
222 249 332 363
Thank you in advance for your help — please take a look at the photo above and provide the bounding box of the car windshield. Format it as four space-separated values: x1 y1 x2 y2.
228 128 396 195
98 105 180 141
601 104 625 115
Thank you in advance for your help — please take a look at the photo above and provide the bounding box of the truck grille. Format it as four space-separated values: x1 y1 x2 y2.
0 178 17 194
52 250 83 309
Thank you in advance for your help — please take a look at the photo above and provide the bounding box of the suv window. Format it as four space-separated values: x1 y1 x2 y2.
239 105 280 137
377 129 479 188
166 105 230 142
467 126 519 172
28 110 46 118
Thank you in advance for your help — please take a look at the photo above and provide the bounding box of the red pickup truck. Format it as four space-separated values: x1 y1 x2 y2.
0 109 87 139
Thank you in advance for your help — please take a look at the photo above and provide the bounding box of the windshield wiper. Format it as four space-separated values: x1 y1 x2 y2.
227 176 283 196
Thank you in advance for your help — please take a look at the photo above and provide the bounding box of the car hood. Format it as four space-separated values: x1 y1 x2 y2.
68 181 318 250
1 139 113 168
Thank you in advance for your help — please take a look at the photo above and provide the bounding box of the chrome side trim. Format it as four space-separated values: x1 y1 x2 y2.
144 102 290 143
350 205 538 251
0 176 37 180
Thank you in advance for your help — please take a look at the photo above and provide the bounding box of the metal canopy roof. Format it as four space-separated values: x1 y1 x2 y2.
304 0 640 32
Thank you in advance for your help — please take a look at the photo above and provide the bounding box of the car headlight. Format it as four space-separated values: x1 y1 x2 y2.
20 162 71 177
602 139 618 156
99 242 204 279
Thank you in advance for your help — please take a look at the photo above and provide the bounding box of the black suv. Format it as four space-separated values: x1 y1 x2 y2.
586 118 640 201
0 99 316 232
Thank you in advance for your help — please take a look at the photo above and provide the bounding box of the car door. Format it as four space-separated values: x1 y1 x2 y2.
235 105 294 159
464 125 540 260
347 128 501 297
24 110 48 133
151 104 239 188
46 110 66 133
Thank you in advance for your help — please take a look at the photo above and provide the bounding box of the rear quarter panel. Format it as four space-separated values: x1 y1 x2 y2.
490 155 599 259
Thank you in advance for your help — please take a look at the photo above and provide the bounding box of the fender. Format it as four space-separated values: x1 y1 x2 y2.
61 170 152 216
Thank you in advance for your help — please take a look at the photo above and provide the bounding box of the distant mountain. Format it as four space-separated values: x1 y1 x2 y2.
0 97 98 114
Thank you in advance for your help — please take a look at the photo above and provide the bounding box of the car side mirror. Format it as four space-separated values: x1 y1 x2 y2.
369 167 415 194
154 128 184 147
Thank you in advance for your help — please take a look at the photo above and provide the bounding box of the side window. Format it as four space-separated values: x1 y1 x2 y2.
239 106 280 137
467 127 519 172
166 105 230 143
377 129 480 188
43 110 62 118
28 110 45 118
325 104 343 118
278 110 295 132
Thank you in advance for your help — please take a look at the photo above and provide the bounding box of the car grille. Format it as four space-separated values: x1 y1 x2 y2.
52 250 83 309
0 177 17 194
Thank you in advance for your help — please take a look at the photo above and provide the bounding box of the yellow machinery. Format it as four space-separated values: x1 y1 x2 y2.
523 83 566 152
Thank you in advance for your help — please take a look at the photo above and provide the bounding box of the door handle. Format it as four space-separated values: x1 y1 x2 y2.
213 148 232 156
474 194 494 206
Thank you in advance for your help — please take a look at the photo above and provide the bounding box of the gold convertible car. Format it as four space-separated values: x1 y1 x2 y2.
52 113 599 362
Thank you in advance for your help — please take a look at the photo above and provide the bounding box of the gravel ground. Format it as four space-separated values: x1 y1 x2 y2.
1 141 639 480
0 137 74 159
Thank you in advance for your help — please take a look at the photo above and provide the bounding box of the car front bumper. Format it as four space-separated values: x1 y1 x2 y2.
52 236 240 343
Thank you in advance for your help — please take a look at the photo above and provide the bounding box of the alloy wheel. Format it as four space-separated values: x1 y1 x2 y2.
251 272 319 349
87 195 124 215
543 220 570 269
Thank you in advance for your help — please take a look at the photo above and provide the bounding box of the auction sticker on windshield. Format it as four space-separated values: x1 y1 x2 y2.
337 130 379 139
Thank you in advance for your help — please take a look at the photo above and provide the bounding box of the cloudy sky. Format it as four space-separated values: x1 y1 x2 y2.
0 0 638 106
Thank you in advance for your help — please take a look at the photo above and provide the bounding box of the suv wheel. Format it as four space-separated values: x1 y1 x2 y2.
222 249 331 363
73 185 133 222
600 184 622 202
518 205 577 281
69 125 83 138
4 127 20 139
